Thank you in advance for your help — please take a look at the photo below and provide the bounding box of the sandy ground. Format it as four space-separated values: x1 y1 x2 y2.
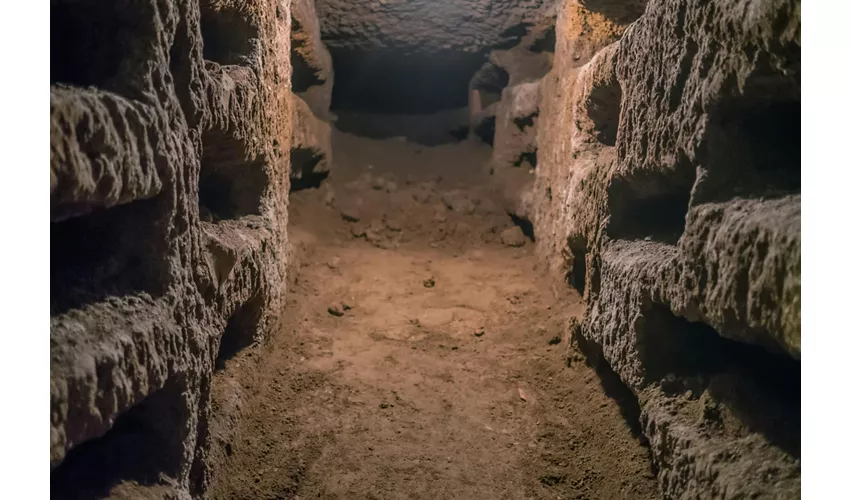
207 132 658 500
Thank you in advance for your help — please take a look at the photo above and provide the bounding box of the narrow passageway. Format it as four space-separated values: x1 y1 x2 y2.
208 132 657 499
49 1 801 498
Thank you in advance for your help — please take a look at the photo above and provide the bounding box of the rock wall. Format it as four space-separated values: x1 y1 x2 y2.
49 0 292 497
532 0 801 498
318 0 558 113
290 0 334 185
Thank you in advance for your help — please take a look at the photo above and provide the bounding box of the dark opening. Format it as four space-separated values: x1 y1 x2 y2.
473 115 496 146
471 62 510 95
581 0 650 24
567 236 587 295
514 151 538 169
638 303 801 457
697 99 800 202
606 161 696 244
585 80 622 146
200 0 259 66
290 148 329 191
509 213 535 241
169 13 197 126
199 129 269 222
50 196 169 316
216 293 265 371
530 25 556 53
291 16 324 92
513 112 538 132
50 0 152 91
51 377 190 499
330 48 487 114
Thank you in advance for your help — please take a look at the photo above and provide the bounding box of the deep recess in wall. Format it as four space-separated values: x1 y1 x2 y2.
51 378 190 498
582 0 650 24
291 16 323 92
567 236 588 295
586 80 622 146
50 197 167 316
607 163 696 243
199 130 269 222
50 0 150 90
471 62 510 108
474 115 497 145
290 147 330 191
699 98 801 201
638 303 801 457
530 25 556 53
200 0 259 65
170 14 197 126
216 293 265 370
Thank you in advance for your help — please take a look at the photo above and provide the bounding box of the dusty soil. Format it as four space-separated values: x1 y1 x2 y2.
207 132 658 500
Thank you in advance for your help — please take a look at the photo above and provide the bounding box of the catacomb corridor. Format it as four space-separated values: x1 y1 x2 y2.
50 0 801 498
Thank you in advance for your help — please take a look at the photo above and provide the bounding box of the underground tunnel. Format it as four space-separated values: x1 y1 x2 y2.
49 0 801 498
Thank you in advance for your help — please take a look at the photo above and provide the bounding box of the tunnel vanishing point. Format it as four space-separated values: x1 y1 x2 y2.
50 0 800 499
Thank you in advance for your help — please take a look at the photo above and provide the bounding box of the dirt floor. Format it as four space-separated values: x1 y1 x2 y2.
207 131 659 500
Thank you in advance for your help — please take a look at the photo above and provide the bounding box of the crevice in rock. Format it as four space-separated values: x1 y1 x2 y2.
606 159 696 244
580 0 650 25
291 170 330 192
200 0 260 66
637 303 801 458
50 376 191 498
471 62 510 106
697 98 801 202
567 236 588 296
50 196 169 316
290 147 330 191
529 25 556 53
509 213 535 242
474 115 496 145
514 151 538 169
50 0 153 90
291 16 324 92
199 129 269 222
169 12 197 126
216 293 265 371
586 78 621 146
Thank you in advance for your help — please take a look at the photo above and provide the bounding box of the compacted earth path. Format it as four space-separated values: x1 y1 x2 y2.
207 132 658 500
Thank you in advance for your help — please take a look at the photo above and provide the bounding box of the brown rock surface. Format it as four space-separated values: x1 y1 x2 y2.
291 93 332 183
530 0 801 498
50 0 291 497
292 0 334 119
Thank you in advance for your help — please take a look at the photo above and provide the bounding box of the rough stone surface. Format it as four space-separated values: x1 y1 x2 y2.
49 0 292 497
315 0 556 56
491 80 541 172
292 0 334 120
320 0 557 113
531 0 801 498
291 93 332 181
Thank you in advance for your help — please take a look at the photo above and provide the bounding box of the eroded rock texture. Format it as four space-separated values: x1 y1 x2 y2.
49 0 292 497
319 0 557 113
290 0 334 184
532 0 801 498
